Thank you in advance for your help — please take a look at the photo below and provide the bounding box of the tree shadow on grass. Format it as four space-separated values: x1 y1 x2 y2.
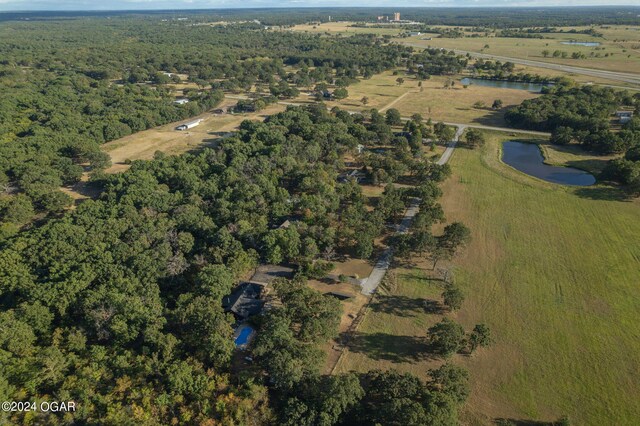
370 294 443 317
573 185 631 202
494 418 559 426
470 108 507 127
397 270 446 287
344 331 435 363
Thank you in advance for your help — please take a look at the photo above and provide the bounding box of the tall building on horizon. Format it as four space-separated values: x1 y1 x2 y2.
393 12 400 21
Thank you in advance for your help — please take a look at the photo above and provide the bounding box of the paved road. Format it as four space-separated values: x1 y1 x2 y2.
360 199 420 295
438 125 466 166
402 43 640 87
360 125 465 295
440 121 549 137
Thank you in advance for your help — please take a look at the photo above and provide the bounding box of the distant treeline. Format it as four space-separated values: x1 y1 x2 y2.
471 59 567 84
1 7 640 27
497 27 603 38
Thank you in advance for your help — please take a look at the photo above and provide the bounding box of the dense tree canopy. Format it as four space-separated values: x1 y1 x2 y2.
505 85 640 154
0 17 413 228
0 14 483 424
0 104 469 424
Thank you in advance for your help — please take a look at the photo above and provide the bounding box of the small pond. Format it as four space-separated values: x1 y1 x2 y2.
561 41 600 47
460 77 549 93
502 141 596 186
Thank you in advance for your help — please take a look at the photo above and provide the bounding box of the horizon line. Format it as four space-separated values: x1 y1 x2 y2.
2 5 640 13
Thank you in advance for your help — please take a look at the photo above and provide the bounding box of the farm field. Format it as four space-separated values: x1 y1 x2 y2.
337 131 640 425
400 25 640 75
288 22 640 79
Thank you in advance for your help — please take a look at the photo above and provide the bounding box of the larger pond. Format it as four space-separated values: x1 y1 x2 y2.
460 77 549 93
502 141 596 186
561 41 601 47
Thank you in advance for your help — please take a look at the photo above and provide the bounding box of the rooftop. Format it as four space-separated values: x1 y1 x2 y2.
222 282 264 319
250 264 295 286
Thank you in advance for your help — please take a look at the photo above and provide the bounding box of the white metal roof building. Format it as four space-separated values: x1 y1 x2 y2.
176 118 203 131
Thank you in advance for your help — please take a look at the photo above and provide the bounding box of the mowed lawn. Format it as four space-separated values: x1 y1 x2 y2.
335 268 450 377
337 132 640 425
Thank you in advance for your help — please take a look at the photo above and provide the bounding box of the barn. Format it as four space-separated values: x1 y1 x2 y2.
176 118 203 131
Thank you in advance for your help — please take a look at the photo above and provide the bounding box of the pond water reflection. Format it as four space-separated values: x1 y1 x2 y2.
502 141 596 186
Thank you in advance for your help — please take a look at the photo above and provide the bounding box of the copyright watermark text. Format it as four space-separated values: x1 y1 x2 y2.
2 401 76 412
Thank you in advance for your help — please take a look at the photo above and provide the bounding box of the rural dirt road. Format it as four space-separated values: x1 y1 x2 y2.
359 124 465 295
378 90 418 112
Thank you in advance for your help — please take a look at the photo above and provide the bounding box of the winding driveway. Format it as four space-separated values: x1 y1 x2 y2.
359 124 465 295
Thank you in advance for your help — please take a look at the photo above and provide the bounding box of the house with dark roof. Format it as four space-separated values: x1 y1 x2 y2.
338 169 365 184
222 282 264 320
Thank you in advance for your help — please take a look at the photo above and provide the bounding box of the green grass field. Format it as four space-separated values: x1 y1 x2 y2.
338 132 640 425
400 25 640 75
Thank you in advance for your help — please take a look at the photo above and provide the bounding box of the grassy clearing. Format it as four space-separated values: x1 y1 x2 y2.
334 266 450 377
337 131 640 424
390 78 537 126
538 141 618 175
321 70 537 126
101 102 285 173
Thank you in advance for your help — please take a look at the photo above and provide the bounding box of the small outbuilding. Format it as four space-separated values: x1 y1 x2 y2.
176 118 203 131
615 111 634 124
338 169 365 184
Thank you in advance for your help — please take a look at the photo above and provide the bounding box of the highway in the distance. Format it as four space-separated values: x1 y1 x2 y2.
402 42 640 87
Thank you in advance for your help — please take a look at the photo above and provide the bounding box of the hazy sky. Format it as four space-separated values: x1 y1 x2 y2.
1 0 639 11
